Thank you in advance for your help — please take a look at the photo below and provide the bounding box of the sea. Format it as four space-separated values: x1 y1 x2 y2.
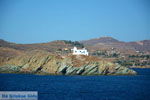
0 68 150 100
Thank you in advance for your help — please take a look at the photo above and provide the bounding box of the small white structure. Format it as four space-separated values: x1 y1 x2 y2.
71 47 89 56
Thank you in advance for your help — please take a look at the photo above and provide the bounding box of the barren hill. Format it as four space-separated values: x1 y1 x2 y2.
80 37 150 53
0 39 84 53
0 37 150 58
81 37 122 45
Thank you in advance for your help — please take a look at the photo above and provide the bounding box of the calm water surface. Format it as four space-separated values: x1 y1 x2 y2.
0 68 150 100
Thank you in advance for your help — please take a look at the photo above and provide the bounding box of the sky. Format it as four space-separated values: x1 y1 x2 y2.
0 0 150 44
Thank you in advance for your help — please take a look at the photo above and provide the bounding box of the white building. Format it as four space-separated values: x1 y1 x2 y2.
71 47 89 56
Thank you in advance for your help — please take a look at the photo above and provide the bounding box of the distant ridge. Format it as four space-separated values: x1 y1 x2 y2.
80 37 123 45
0 37 150 53
80 37 150 52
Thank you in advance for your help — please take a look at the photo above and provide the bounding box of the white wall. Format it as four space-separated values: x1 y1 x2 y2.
73 49 88 56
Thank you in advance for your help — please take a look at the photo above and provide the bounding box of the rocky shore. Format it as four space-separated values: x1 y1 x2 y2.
0 50 137 75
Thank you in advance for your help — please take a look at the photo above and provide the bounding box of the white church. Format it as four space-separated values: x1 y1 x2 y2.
71 47 89 56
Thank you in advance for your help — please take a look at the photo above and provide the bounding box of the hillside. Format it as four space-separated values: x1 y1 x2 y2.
0 39 84 53
1 37 150 54
80 37 150 68
0 37 150 69
80 37 150 53
81 37 122 45
126 40 150 52
0 50 136 75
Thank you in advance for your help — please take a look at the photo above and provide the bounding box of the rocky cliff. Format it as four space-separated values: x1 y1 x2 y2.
0 50 137 75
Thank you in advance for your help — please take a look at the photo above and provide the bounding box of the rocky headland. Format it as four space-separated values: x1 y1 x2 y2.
0 50 137 75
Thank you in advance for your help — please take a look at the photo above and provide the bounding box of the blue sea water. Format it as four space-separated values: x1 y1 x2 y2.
0 68 150 100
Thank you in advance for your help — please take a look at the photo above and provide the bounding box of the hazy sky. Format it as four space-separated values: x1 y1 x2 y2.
0 0 149 43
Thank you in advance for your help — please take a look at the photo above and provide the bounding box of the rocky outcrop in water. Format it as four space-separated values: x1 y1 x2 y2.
57 62 136 75
0 50 137 75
